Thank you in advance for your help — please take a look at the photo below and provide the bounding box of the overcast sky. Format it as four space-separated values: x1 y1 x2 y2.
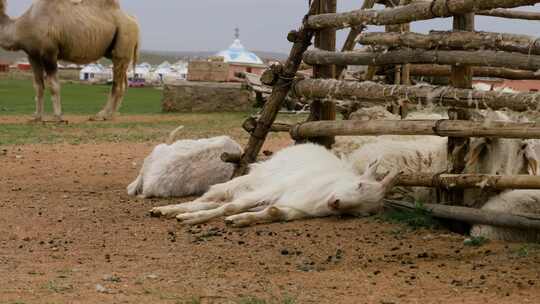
6 1 540 53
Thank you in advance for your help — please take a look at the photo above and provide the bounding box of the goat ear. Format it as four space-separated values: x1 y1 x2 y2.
363 158 380 180
465 138 488 169
523 142 540 176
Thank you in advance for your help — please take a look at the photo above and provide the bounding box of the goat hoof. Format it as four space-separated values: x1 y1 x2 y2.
149 208 162 217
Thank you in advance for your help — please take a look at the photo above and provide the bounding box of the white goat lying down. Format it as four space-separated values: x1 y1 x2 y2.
128 134 242 198
150 144 401 226
339 107 540 242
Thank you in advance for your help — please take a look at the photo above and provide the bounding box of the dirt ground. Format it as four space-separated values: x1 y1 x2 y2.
1 116 539 304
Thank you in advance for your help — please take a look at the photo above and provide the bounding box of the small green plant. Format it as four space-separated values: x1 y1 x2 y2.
515 244 540 257
464 236 489 247
381 201 439 229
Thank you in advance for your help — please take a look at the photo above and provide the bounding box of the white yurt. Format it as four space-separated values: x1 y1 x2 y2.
153 61 173 83
80 63 106 81
131 63 152 80
172 60 188 80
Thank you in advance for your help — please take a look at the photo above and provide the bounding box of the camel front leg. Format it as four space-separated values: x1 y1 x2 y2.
91 60 129 121
28 57 45 122
45 66 65 123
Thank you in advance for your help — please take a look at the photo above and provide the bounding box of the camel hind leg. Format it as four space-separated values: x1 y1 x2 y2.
92 17 139 121
91 59 129 121
28 56 45 122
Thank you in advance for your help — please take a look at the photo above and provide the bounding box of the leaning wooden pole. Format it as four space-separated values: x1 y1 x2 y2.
310 0 337 149
232 3 318 176
358 31 540 55
303 49 540 72
288 120 540 139
384 200 540 230
305 0 540 30
293 79 540 112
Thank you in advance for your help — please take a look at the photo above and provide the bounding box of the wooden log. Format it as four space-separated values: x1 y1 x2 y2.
303 49 540 72
310 0 337 148
233 2 319 177
358 31 540 55
404 64 540 80
305 0 540 30
289 119 540 139
293 79 540 112
397 173 540 189
384 200 540 230
242 116 292 133
335 0 377 78
479 8 540 20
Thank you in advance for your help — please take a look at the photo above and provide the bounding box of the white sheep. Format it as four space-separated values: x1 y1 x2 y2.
470 190 540 243
341 108 540 242
150 143 401 226
347 137 447 203
333 106 447 156
127 130 242 198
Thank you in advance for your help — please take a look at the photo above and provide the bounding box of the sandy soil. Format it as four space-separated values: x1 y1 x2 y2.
1 127 539 303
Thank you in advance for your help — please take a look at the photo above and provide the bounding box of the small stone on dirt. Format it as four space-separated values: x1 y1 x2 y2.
95 284 108 293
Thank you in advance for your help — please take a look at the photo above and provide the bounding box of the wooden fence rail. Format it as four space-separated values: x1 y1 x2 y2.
303 49 540 71
288 119 540 139
305 0 540 30
358 31 540 55
397 173 540 189
399 64 540 80
478 8 540 20
293 79 540 112
384 200 540 230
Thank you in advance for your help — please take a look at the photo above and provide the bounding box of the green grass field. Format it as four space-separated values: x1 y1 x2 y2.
0 79 304 146
0 79 163 115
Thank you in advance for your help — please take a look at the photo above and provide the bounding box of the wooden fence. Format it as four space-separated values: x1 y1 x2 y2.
229 0 540 229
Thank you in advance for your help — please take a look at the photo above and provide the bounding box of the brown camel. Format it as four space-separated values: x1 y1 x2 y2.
0 0 140 121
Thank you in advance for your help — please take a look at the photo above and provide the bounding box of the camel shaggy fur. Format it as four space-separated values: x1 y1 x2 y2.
0 0 139 121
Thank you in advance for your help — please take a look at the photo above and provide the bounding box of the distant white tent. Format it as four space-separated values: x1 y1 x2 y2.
172 60 188 80
80 64 111 82
129 63 152 80
153 61 173 82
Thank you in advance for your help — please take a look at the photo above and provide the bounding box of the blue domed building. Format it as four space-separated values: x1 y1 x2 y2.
216 38 264 66
215 29 266 82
